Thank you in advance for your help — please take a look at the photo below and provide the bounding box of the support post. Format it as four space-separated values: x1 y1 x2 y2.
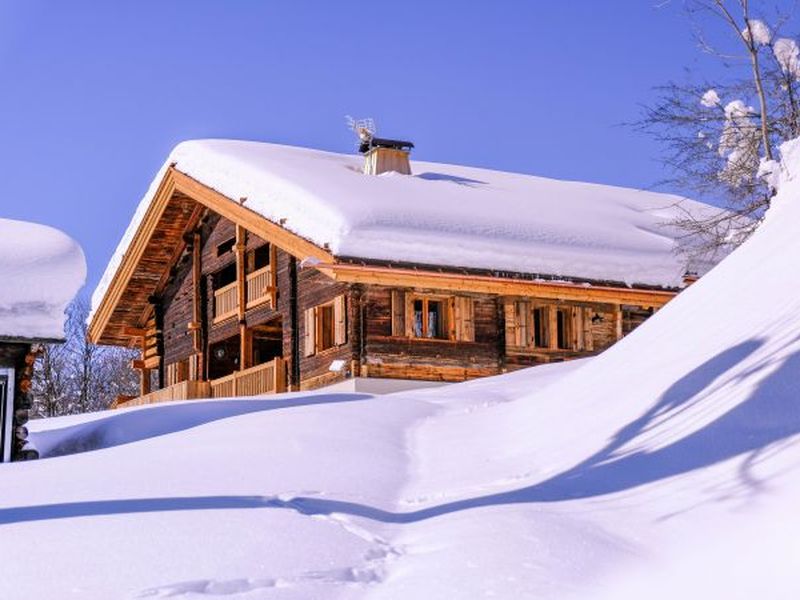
614 304 623 341
191 231 203 379
139 335 151 397
236 225 250 370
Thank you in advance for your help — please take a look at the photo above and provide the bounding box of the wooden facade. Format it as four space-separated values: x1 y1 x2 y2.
91 167 677 406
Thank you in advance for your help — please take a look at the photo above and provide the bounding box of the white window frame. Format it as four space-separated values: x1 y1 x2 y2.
0 368 15 463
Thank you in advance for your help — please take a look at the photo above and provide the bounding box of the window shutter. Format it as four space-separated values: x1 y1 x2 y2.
333 295 347 345
404 292 415 337
454 296 475 342
303 307 316 357
582 307 594 352
391 290 406 337
515 301 530 347
504 300 518 349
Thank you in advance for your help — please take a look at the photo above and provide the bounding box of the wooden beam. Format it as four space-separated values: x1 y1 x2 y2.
88 173 176 344
191 231 203 379
171 168 332 263
122 327 147 338
317 263 676 308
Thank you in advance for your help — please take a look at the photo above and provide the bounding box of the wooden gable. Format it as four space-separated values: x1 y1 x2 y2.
89 167 333 346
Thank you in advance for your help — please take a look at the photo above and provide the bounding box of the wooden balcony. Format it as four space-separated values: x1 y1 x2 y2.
213 266 274 323
210 357 286 398
213 281 239 323
246 266 272 309
113 380 212 408
113 358 287 409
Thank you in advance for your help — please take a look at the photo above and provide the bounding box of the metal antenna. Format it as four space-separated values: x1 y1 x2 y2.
345 115 376 149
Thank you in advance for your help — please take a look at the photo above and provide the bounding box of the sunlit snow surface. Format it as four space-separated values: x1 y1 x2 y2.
0 218 85 340
7 142 800 597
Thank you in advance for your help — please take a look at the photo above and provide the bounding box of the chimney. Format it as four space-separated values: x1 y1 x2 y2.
682 271 700 287
360 137 414 176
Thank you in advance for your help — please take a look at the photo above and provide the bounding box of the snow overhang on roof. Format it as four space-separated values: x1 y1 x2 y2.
90 139 725 342
0 218 86 342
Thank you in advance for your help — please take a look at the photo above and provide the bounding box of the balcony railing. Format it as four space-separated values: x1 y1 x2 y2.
210 357 286 398
113 357 287 409
213 281 239 323
246 266 272 309
114 380 212 408
213 266 273 323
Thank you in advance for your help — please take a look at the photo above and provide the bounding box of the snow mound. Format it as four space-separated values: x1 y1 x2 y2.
92 139 724 315
0 218 86 340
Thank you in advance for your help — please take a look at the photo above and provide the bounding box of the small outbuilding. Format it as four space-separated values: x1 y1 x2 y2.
0 218 86 462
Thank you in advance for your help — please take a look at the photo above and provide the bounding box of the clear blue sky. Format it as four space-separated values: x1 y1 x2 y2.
0 1 743 293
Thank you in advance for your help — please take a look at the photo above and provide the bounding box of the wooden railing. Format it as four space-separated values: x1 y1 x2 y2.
116 380 211 408
213 266 273 323
210 357 286 398
246 266 272 309
213 281 239 323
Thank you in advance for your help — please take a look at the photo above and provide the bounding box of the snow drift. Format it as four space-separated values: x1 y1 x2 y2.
0 218 86 340
3 141 800 597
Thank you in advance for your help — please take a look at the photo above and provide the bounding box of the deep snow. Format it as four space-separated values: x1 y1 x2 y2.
5 142 800 597
0 218 85 340
92 139 725 316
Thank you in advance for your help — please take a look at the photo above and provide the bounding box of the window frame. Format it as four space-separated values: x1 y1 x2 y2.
304 295 347 357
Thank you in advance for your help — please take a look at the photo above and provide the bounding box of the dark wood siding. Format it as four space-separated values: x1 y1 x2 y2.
296 265 353 389
359 286 502 382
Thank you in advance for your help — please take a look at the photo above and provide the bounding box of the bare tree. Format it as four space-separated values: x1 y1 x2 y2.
31 297 139 418
637 0 800 248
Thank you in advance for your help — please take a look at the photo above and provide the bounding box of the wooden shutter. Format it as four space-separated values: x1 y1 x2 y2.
515 301 531 347
582 307 594 352
303 307 316 357
453 296 475 342
504 300 519 349
333 295 347 345
405 293 415 337
391 290 406 337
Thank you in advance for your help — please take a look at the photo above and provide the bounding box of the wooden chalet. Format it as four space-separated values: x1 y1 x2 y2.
89 139 709 406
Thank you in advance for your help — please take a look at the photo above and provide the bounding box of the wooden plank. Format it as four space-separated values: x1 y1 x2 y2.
391 289 405 337
503 300 517 351
304 307 316 357
333 295 346 345
614 304 623 341
236 225 247 322
122 327 147 337
547 305 558 350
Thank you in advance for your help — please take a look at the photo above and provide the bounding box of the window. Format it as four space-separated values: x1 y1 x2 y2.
246 244 270 273
214 263 236 289
532 306 549 348
412 298 447 339
556 308 570 350
216 237 236 257
304 295 347 356
504 301 587 352
390 291 474 342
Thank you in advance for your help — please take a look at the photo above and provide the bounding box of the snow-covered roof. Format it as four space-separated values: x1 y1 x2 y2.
0 218 86 341
94 139 722 312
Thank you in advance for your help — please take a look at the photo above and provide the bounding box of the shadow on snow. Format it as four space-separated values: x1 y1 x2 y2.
34 393 371 458
4 339 800 526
